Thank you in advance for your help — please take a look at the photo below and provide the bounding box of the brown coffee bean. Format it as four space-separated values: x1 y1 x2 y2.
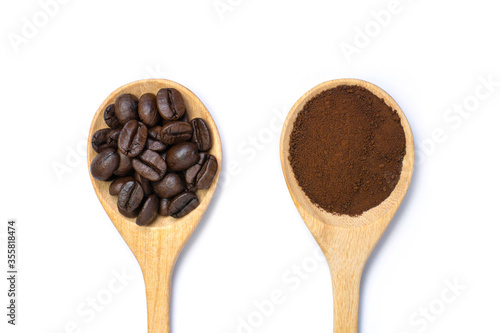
146 138 167 152
161 121 193 145
152 173 185 198
148 125 163 141
169 192 199 218
159 198 171 216
92 129 112 153
115 152 134 177
135 173 153 196
117 181 144 214
139 93 161 127
132 150 167 181
160 150 168 162
118 120 148 157
115 94 139 125
185 153 206 190
166 142 199 171
191 118 212 151
118 206 139 218
157 88 185 121
137 195 159 226
107 129 121 147
109 177 134 196
104 104 121 129
196 154 218 189
90 148 119 181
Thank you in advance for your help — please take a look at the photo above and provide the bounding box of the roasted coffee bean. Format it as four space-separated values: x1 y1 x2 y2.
169 192 199 218
191 118 212 151
115 94 139 125
117 181 144 214
160 150 168 162
118 206 139 218
92 129 112 153
136 195 159 226
90 148 119 181
139 93 161 127
92 87 218 224
152 173 185 198
185 153 206 190
161 121 192 145
132 150 167 181
118 120 148 157
107 129 121 147
146 138 167 152
158 198 171 216
135 173 153 196
166 142 199 171
115 152 134 177
109 177 134 196
104 104 121 129
148 125 163 140
157 88 185 120
196 154 218 189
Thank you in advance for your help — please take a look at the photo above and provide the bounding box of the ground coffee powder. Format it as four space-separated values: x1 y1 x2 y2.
289 85 406 216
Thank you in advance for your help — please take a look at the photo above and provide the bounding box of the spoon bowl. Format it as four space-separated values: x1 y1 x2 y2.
280 79 414 332
87 79 222 333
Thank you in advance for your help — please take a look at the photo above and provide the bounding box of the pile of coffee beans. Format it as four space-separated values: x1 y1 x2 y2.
90 88 218 226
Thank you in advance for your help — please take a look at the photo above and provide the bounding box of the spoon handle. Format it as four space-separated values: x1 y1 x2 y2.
141 256 175 333
131 230 184 333
330 268 362 333
318 226 384 333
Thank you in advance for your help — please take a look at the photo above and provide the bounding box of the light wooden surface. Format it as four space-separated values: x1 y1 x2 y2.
280 79 414 332
87 79 222 333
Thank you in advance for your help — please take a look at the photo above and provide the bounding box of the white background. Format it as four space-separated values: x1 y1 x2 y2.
1 0 499 332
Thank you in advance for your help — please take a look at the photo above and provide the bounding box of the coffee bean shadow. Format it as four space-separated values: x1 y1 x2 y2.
358 164 420 331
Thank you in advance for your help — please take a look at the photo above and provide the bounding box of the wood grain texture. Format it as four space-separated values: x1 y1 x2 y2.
87 79 222 333
280 79 414 332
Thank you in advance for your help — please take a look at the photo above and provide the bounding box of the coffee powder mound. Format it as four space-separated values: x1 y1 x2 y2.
289 85 406 216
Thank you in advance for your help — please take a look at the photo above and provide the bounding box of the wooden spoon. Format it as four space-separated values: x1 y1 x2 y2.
280 79 414 332
87 79 222 333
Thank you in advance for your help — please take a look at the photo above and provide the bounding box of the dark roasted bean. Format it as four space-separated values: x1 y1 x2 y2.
169 192 199 218
158 198 171 216
117 181 144 214
90 149 119 181
132 150 167 181
118 120 148 157
196 154 218 189
161 121 192 145
152 173 185 198
118 206 139 218
191 118 212 151
136 195 159 226
115 152 134 176
139 93 161 127
92 87 218 224
115 94 139 125
92 129 112 153
107 129 121 148
160 150 168 162
146 138 167 152
148 125 163 141
104 104 121 129
157 88 185 120
109 177 134 196
166 142 199 171
135 173 153 196
185 153 206 190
